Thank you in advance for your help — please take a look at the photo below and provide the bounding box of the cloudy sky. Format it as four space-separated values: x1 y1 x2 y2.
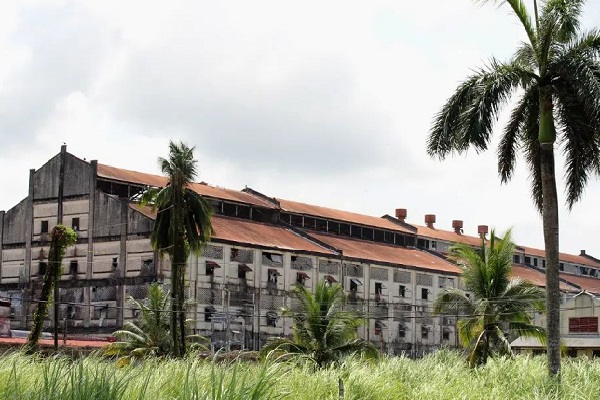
1 0 599 255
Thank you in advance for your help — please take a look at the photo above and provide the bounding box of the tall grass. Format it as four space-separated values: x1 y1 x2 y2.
1 350 600 399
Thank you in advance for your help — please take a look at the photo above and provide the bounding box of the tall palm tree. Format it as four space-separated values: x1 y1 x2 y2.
427 0 600 375
262 281 378 368
142 141 213 357
434 230 546 367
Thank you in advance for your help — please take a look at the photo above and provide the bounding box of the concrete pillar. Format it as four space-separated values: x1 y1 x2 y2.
24 169 35 283
116 198 128 327
0 210 4 282
83 160 97 327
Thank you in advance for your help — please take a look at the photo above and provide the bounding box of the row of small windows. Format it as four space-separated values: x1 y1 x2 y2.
40 217 81 234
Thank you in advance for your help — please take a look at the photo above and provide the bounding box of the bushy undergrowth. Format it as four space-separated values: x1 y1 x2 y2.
1 350 599 399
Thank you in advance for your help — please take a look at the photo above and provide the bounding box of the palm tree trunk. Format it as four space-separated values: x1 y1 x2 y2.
171 255 180 357
539 89 561 377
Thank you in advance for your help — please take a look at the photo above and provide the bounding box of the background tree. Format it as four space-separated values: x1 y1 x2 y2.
141 141 213 357
427 0 600 375
434 229 546 367
262 281 378 368
26 225 77 352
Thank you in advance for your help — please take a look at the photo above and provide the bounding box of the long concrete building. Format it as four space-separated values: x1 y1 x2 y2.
1 146 599 355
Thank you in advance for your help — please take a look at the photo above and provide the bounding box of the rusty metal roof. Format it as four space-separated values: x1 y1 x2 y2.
308 232 461 274
98 163 168 187
277 198 414 234
188 182 277 209
559 272 600 295
511 264 576 291
98 164 277 209
516 245 600 268
415 225 484 247
211 216 335 254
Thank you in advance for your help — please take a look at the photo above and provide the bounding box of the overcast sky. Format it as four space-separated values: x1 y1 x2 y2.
1 0 599 256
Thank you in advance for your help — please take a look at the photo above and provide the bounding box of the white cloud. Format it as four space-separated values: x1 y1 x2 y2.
0 0 599 256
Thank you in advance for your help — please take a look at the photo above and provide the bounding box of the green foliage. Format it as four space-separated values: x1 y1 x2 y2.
428 0 600 210
26 224 77 352
433 229 546 367
262 281 378 368
140 140 214 357
4 351 600 398
104 283 207 363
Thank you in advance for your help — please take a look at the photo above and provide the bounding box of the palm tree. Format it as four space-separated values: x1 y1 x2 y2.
141 141 213 357
433 229 546 367
104 283 208 364
427 0 600 375
262 281 378 368
104 283 172 362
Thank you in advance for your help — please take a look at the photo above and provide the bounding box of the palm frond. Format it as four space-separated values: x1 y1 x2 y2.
541 0 585 43
480 1 538 52
428 60 535 159
498 85 539 182
519 92 543 212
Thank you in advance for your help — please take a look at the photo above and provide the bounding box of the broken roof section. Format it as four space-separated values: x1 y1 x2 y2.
308 231 461 275
98 163 277 209
277 198 414 234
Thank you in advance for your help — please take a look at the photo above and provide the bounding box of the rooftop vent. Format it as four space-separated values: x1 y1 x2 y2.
395 208 407 222
425 214 436 229
477 225 488 238
452 220 463 235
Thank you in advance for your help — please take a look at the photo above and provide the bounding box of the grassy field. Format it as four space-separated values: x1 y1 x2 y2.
0 350 599 399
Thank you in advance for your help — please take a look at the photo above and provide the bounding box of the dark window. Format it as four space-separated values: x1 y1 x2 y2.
69 260 78 274
41 220 49 234
71 217 80 231
204 307 215 322
417 238 426 249
398 328 406 338
533 258 538 267
238 266 247 279
581 266 589 276
524 256 531 265
39 262 48 276
442 330 450 341
374 321 383 335
543 259 546 268
559 262 564 271
206 263 214 276
593 350 600 358
421 288 429 300
268 269 278 284
375 282 383 304
142 259 154 271
112 257 118 270
350 279 358 292
421 326 429 339
66 305 75 319
513 254 520 263
567 348 577 358
431 241 437 249
399 285 406 298
266 311 278 327
296 272 308 286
